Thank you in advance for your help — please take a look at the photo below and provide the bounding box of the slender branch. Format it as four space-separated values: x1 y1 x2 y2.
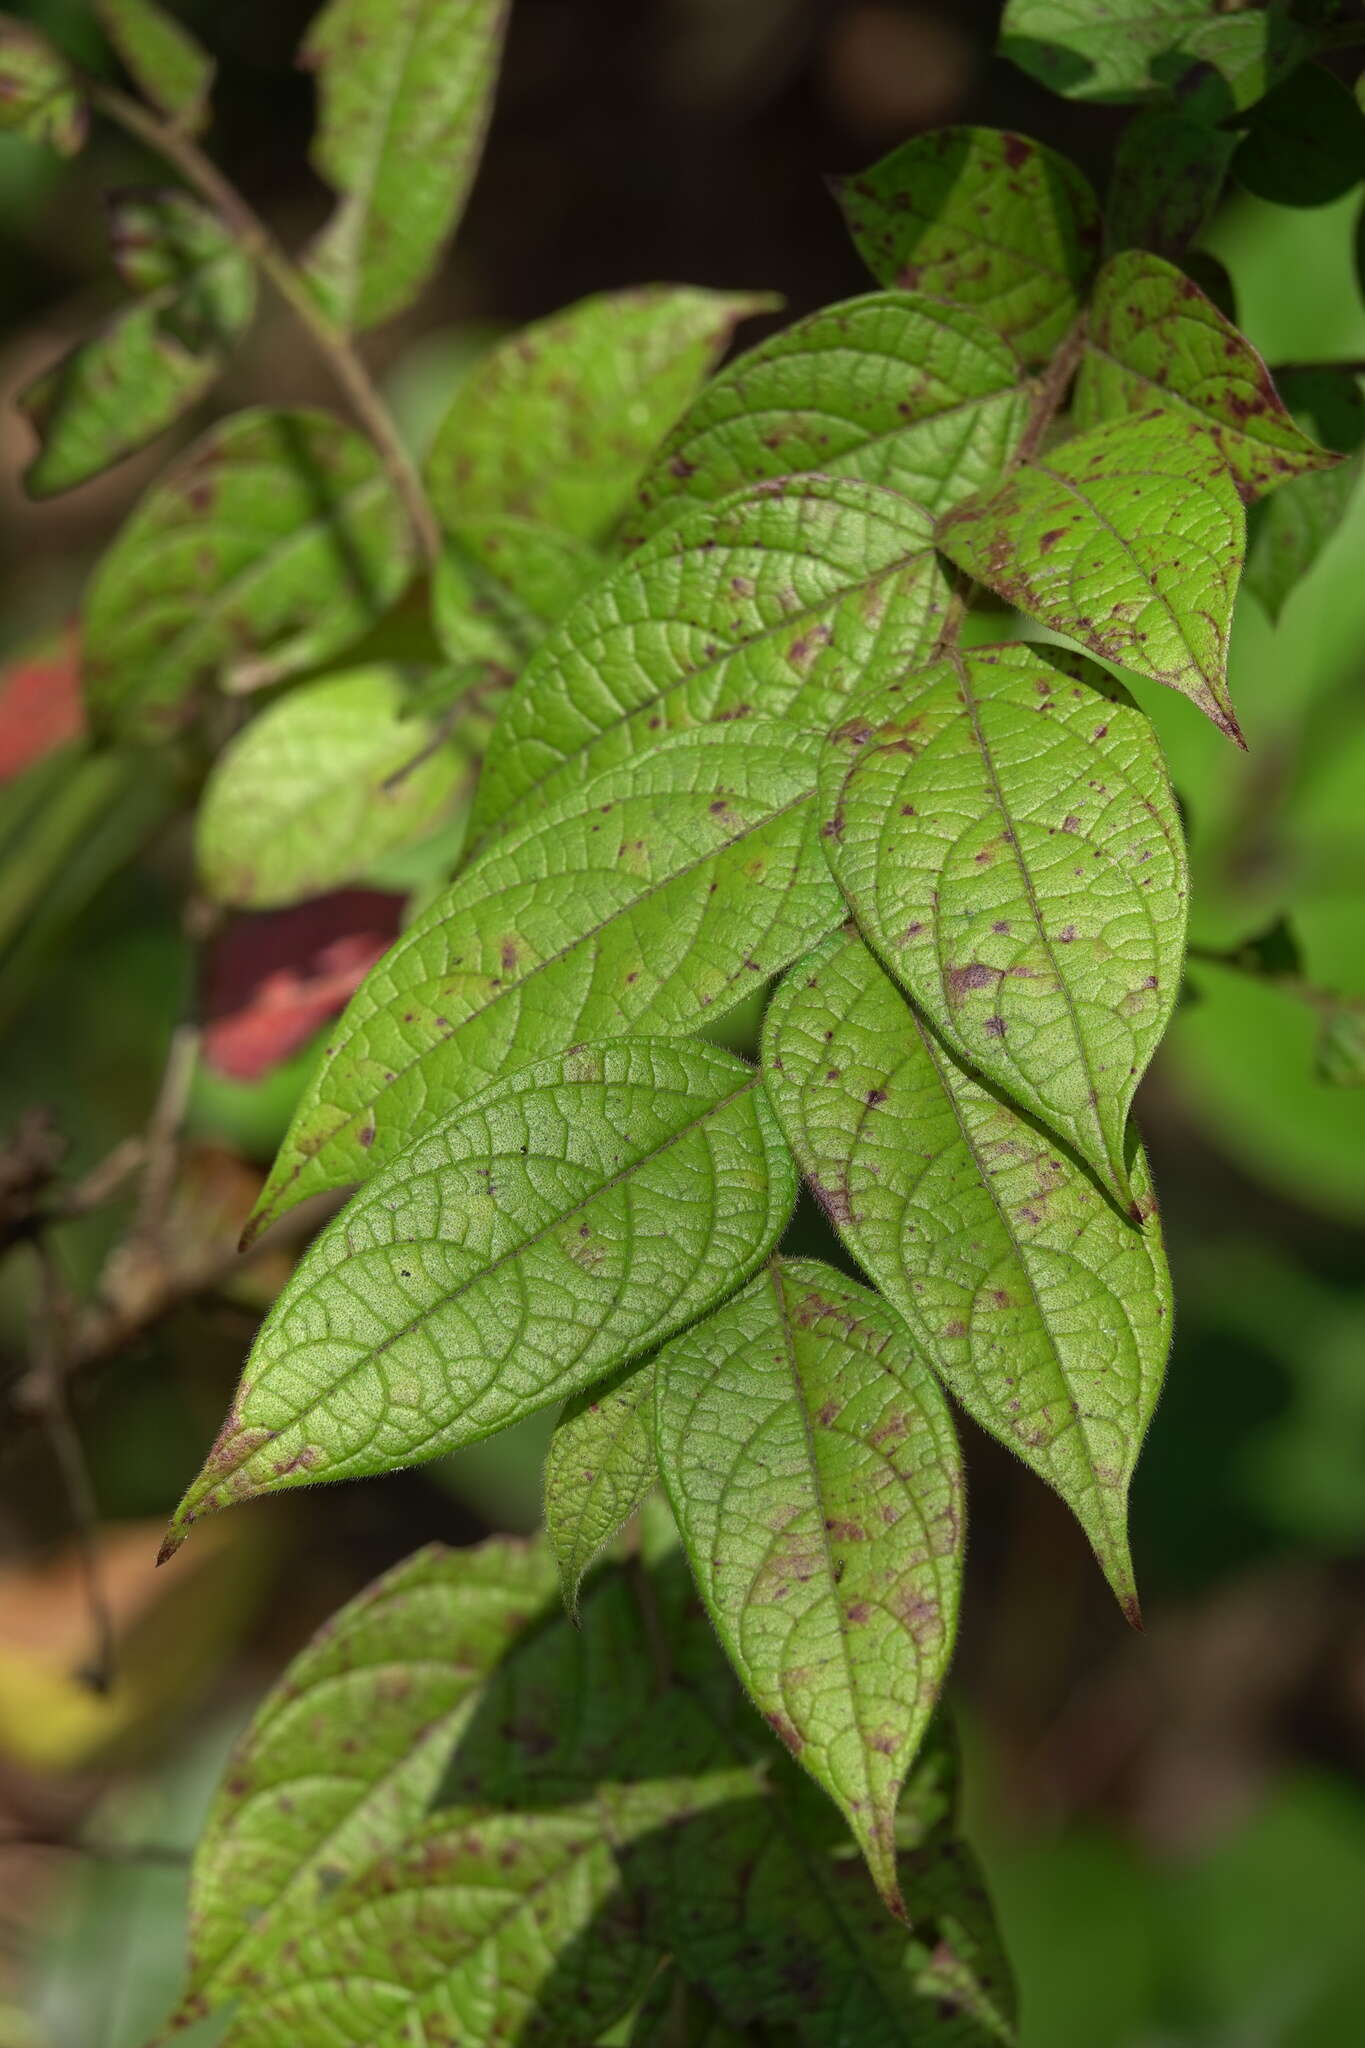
133 1023 199 1246
86 80 441 567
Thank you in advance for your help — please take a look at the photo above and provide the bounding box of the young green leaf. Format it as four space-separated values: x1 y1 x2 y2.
630 292 1030 539
247 719 843 1237
832 127 1101 363
82 408 414 740
472 475 950 839
763 929 1172 1618
544 1359 659 1615
19 192 255 497
95 0 214 131
655 1257 964 1913
425 285 774 545
1231 61 1365 208
936 410 1247 742
998 0 1310 115
0 15 86 154
301 0 508 331
1105 110 1236 261
166 1039 796 1552
175 1539 558 2016
1074 250 1338 501
820 642 1186 1205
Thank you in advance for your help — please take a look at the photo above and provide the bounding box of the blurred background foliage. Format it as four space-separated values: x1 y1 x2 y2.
0 3 1362 2044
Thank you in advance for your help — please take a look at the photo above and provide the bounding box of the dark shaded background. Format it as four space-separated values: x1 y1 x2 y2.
1 4 1364 2043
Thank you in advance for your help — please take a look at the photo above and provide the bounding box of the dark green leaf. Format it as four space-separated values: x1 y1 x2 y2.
631 291 1030 539
248 719 840 1234
302 0 508 330
472 475 950 839
936 410 1247 741
167 1039 796 1549
95 0 214 130
425 286 774 546
195 666 468 909
545 1360 659 1615
19 192 255 497
832 126 1101 362
1232 62 1365 207
820 641 1187 1205
656 1257 963 1911
0 14 86 154
999 0 1310 115
1106 110 1237 259
82 408 414 741
1075 250 1339 500
763 929 1172 1617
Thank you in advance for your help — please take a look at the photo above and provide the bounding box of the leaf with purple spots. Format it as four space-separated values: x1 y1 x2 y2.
818 641 1187 1206
762 929 1172 1619
655 1257 964 1915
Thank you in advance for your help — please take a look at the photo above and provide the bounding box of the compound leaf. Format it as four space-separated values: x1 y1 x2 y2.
95 0 213 130
19 191 255 497
655 1257 964 1913
167 1039 796 1551
0 15 86 154
82 408 414 741
631 291 1030 539
763 929 1172 1617
998 0 1310 115
1075 250 1338 501
544 1360 659 1615
832 126 1101 363
195 666 468 910
820 641 1186 1205
177 1539 557 2016
937 410 1247 742
473 475 950 839
248 720 840 1234
302 0 507 331
426 285 774 546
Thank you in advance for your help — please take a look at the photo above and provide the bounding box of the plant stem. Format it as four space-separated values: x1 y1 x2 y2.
87 80 441 567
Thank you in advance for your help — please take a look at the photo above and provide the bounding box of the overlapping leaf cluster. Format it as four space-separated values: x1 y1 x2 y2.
8 0 1362 2039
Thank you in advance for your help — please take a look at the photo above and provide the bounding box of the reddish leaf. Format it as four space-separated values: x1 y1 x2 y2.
200 889 405 1083
0 628 84 782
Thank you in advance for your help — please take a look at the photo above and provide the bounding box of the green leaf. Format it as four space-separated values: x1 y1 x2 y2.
621 1968 749 2047
95 0 214 130
472 475 950 839
1316 1002 1365 1086
762 929 1172 1617
1074 250 1338 501
1244 367 1364 619
544 1360 659 1615
301 0 507 331
832 127 1101 363
998 0 1310 114
630 292 1030 540
655 1257 964 1912
937 410 1247 742
166 1040 796 1551
194 666 468 909
175 1539 558 2016
248 719 840 1234
1232 62 1365 208
1105 111 1237 261
820 641 1187 1206
82 407 414 741
434 518 608 671
425 285 774 546
18 191 255 497
0 14 86 153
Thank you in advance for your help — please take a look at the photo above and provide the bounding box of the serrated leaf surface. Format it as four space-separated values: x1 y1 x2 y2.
655 1257 963 1911
936 410 1246 741
631 292 1029 540
763 929 1171 1614
833 126 1101 362
82 408 413 741
170 1040 796 1548
545 1360 659 1614
473 475 950 838
819 642 1186 1201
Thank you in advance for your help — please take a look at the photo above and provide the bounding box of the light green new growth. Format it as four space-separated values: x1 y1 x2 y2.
0 15 87 155
96 0 214 130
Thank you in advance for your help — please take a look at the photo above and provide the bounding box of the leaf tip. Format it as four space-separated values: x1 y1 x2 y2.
156 1523 188 1568
1122 1591 1145 1632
